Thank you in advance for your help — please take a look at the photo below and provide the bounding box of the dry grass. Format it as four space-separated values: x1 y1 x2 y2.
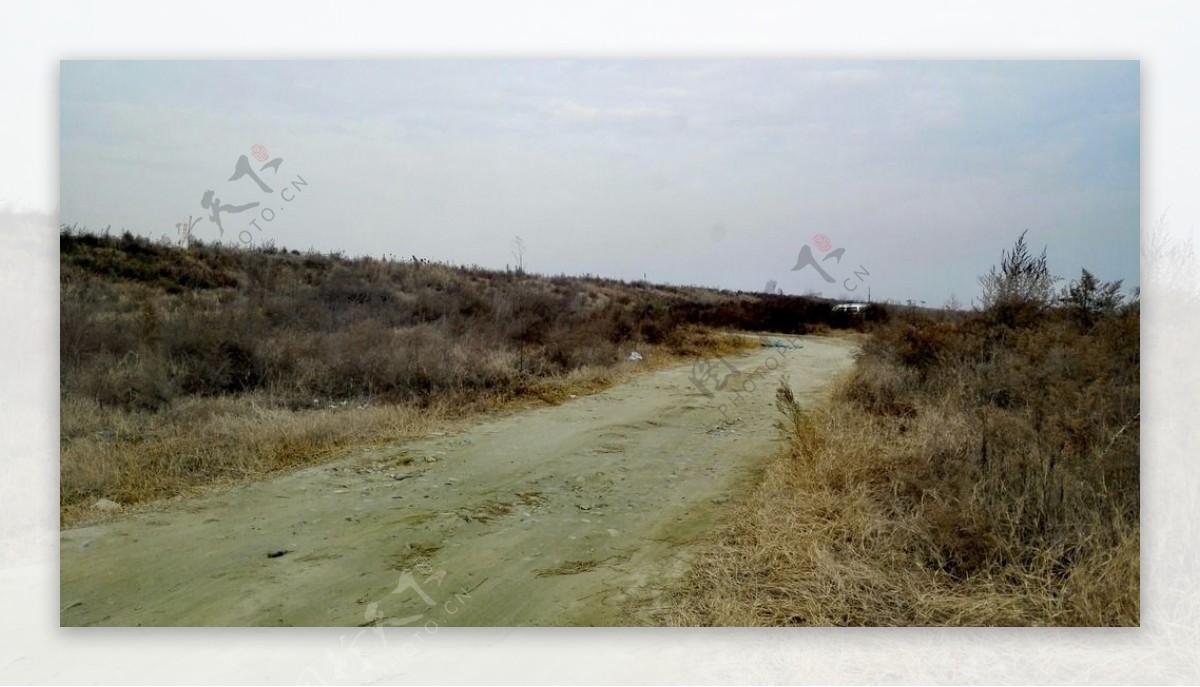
664 386 1138 626
663 302 1139 627
390 543 444 571
61 336 753 528
61 391 466 526
535 560 602 577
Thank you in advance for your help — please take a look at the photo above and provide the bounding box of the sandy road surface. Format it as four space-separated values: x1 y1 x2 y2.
60 335 856 626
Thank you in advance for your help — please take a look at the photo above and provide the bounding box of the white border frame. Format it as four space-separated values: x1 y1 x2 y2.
3 1 1197 683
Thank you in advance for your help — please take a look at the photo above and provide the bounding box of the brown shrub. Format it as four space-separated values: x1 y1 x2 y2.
664 297 1139 626
839 356 918 417
60 230 769 517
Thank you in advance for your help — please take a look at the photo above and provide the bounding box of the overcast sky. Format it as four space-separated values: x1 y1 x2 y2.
60 60 1139 305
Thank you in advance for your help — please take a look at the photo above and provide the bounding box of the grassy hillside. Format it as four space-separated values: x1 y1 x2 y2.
60 229 867 522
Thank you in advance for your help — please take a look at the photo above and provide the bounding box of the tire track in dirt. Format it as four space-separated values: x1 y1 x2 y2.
60 335 857 626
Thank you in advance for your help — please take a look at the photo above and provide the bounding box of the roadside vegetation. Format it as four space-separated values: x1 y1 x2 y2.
60 228 865 524
665 233 1140 626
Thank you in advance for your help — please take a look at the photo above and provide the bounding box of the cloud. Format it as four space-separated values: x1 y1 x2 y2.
904 88 964 127
811 67 883 86
546 99 675 123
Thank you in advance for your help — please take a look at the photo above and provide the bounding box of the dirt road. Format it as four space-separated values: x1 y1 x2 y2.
60 335 857 626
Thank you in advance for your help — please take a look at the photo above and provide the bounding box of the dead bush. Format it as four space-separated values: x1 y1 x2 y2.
665 258 1139 626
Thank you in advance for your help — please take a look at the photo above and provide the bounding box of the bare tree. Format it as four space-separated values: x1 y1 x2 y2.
1060 268 1124 327
512 235 526 273
978 230 1059 325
